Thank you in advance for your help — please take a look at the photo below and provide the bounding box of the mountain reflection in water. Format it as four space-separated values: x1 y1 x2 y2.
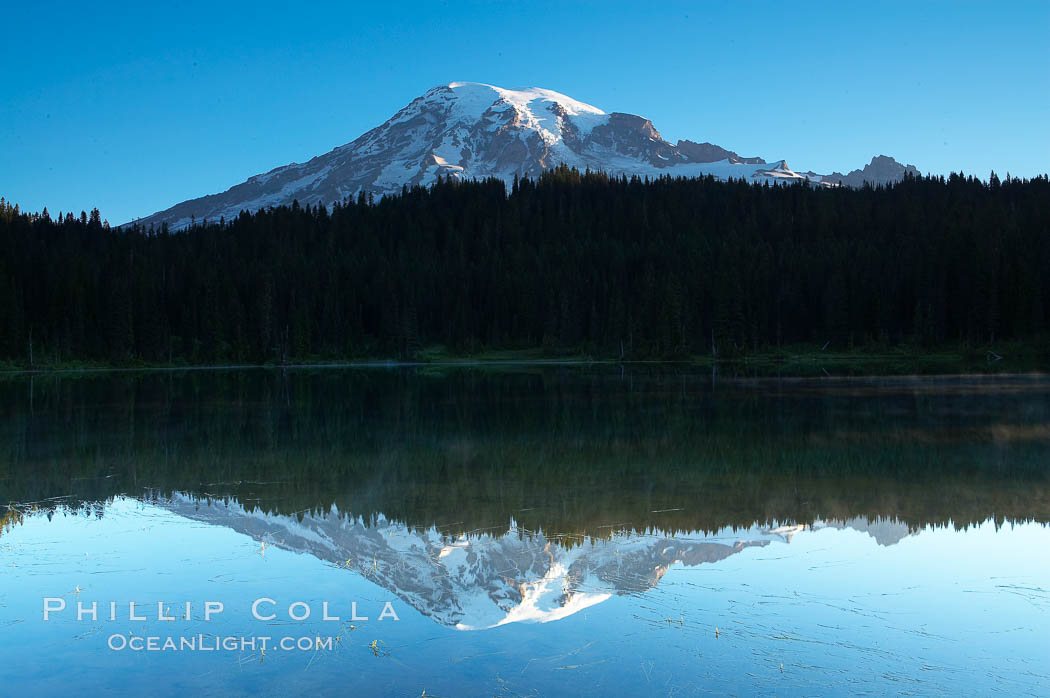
155 495 924 629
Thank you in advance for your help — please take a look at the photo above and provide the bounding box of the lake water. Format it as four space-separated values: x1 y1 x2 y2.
1 367 1048 696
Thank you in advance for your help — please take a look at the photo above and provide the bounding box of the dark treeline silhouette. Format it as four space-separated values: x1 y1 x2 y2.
1 168 1048 364
2 368 1048 535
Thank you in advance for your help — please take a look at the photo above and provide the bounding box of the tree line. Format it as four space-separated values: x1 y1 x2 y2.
1 167 1047 364
3 368 1047 534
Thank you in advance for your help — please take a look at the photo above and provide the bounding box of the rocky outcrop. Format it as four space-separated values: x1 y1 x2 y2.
822 154 920 188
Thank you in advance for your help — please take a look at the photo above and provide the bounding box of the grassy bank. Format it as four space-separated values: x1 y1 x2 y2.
1 339 1046 376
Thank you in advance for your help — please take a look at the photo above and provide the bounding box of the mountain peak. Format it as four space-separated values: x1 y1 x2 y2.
822 155 920 188
129 83 916 228
442 82 607 116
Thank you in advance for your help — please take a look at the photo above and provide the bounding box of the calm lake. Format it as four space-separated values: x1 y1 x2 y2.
1 367 1048 696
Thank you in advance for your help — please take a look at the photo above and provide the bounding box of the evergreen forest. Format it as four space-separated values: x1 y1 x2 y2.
1 168 1047 365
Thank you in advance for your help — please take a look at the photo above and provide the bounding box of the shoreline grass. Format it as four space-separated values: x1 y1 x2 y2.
0 339 1045 377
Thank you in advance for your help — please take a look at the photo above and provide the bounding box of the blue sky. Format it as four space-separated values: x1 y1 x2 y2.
2 0 1047 224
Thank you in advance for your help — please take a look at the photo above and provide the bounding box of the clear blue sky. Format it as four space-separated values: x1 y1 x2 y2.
2 0 1047 224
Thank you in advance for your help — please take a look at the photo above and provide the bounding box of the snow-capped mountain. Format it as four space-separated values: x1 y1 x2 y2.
159 494 912 629
132 82 919 229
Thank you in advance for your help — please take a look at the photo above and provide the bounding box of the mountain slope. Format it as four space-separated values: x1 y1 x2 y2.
131 82 917 229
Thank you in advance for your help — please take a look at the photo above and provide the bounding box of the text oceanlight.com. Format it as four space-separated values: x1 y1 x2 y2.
108 634 335 652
